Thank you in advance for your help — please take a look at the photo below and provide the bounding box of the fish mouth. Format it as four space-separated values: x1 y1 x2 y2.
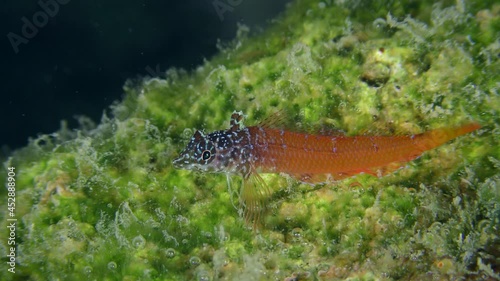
172 157 214 173
172 155 186 169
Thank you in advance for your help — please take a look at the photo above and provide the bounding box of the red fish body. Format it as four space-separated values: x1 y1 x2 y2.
174 112 480 183
247 123 481 182
173 111 480 220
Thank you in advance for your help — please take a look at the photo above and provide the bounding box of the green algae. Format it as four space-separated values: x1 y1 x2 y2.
1 0 500 280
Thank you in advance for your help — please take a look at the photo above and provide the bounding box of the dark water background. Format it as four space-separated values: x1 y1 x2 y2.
1 0 290 153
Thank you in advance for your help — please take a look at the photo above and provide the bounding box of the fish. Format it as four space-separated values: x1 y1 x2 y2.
173 111 481 223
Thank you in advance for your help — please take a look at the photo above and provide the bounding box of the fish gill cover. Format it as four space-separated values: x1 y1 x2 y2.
1 0 499 280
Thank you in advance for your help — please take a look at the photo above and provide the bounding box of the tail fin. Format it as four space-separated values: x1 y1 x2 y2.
417 123 481 151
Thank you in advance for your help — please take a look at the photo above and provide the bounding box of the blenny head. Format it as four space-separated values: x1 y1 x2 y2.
173 111 251 175
173 130 220 172
173 129 250 174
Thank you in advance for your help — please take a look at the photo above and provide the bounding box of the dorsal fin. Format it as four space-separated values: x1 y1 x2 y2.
356 121 422 136
257 109 288 129
314 122 346 136
257 110 347 137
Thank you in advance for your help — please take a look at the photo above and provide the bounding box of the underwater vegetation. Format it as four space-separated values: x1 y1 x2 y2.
1 0 499 280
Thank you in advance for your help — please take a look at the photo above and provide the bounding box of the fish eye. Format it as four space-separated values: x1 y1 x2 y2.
202 150 211 160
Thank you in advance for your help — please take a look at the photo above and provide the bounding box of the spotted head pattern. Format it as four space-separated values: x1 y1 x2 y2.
173 111 254 177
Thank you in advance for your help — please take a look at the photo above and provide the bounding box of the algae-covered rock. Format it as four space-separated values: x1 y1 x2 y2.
1 0 499 280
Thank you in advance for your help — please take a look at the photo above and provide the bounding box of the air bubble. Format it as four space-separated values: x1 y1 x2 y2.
373 18 387 29
107 261 117 270
165 248 176 258
183 128 194 139
291 227 303 238
83 266 93 275
197 270 211 281
203 231 213 239
132 235 146 248
189 256 201 267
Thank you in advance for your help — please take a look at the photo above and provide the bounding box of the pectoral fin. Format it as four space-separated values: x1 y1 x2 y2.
240 171 271 228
